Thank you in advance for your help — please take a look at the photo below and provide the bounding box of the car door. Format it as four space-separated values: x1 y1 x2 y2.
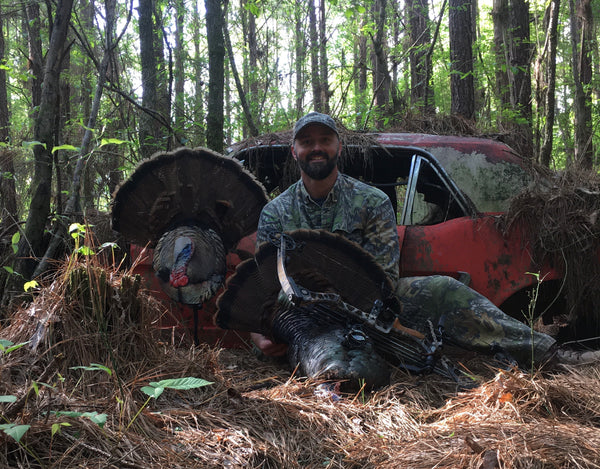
395 152 553 307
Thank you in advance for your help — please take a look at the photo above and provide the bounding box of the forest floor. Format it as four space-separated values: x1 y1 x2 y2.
1 261 600 468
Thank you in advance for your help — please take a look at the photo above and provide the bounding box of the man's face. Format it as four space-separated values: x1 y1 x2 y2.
292 124 341 180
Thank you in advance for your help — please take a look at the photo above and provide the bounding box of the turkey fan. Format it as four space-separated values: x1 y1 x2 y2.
111 147 269 312
215 229 400 390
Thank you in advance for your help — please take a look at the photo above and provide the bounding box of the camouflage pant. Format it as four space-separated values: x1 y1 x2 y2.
395 275 556 367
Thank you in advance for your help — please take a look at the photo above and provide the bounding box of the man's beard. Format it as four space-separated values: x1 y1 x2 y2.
298 152 338 180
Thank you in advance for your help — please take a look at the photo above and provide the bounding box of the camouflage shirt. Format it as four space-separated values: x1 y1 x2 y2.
256 173 400 285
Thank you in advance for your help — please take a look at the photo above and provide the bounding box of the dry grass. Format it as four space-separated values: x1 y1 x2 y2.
1 256 600 468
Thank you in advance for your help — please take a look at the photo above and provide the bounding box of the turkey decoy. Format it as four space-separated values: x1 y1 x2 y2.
111 147 269 341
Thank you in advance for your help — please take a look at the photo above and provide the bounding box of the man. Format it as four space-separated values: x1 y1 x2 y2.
252 111 594 367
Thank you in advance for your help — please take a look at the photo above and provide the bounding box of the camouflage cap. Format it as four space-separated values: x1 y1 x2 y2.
293 112 339 140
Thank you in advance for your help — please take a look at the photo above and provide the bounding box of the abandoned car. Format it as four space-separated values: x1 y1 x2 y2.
129 133 588 346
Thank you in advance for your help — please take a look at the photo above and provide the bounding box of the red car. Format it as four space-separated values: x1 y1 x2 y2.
132 133 566 345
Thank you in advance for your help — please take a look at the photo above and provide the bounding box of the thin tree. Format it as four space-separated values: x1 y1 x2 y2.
192 0 206 146
174 0 186 134
223 16 259 136
308 0 321 111
294 0 305 115
318 0 330 114
14 0 74 281
407 0 434 112
32 0 120 278
508 0 533 157
0 8 17 227
139 0 163 158
538 0 560 167
205 0 226 152
371 0 391 126
571 0 594 168
492 0 510 125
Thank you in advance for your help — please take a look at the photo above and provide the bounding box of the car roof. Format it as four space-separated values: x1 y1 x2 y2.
229 132 533 214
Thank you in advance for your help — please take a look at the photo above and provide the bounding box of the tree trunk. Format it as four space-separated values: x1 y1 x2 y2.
24 1 43 119
308 0 321 112
192 0 205 146
508 0 533 157
14 0 74 281
371 0 391 127
539 0 560 167
205 0 226 152
0 8 17 226
449 0 474 118
138 0 161 159
294 0 305 114
571 0 594 168
174 0 185 134
318 0 330 114
223 17 259 136
492 0 510 124
32 0 117 278
355 15 368 128
407 0 433 112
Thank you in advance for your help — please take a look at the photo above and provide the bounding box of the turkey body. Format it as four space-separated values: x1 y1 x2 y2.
273 306 391 390
153 226 227 305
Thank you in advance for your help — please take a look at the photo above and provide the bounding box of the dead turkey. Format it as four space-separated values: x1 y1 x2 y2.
216 229 409 390
216 229 463 389
111 147 269 308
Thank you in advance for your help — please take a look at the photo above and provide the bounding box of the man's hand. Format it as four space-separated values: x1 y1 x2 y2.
251 332 288 357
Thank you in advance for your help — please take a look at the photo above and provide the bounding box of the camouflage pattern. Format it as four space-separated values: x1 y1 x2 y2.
257 173 400 284
257 172 556 367
395 275 555 365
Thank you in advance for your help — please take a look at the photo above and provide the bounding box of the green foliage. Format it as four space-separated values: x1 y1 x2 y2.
48 411 108 428
0 339 29 354
140 377 214 400
128 377 213 430
70 363 113 376
0 424 31 443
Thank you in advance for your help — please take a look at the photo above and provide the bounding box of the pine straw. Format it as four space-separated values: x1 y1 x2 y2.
2 260 600 468
501 168 600 339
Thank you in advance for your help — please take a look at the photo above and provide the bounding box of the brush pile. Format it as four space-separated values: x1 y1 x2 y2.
501 168 600 340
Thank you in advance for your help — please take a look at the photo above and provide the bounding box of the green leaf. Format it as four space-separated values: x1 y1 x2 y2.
49 411 107 428
0 424 30 443
24 280 38 292
5 425 29 442
0 395 17 403
69 223 86 238
51 144 79 154
140 377 213 399
148 377 214 391
0 339 12 349
100 137 130 146
51 422 71 437
76 245 95 256
3 266 14 274
141 386 164 399
22 140 46 150
70 363 113 376
2 340 29 353
11 231 20 253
